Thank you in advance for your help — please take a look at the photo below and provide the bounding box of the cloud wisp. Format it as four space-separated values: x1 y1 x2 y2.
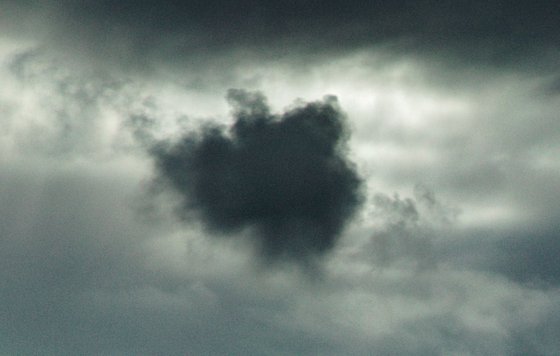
151 89 363 265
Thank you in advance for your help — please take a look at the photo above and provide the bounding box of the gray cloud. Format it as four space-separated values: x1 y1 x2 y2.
0 164 153 354
2 2 560 354
3 0 559 74
0 162 318 355
361 185 458 271
151 89 363 265
439 225 560 288
1 47 132 158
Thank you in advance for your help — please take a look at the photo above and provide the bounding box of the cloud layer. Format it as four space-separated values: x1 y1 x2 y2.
4 0 559 74
1 1 560 354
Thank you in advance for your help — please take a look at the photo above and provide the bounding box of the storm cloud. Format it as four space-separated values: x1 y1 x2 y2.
152 89 362 263
4 0 559 74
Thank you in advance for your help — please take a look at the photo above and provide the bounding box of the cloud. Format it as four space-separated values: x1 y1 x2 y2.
2 10 560 353
0 47 133 158
151 89 363 264
497 228 560 286
439 225 560 288
4 0 559 74
360 185 458 271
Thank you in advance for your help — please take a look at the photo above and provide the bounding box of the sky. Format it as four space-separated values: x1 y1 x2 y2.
1 1 560 355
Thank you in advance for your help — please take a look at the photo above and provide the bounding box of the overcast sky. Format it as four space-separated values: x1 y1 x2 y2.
1 1 560 355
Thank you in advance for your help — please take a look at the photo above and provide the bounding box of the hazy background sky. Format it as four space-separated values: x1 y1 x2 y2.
1 1 559 355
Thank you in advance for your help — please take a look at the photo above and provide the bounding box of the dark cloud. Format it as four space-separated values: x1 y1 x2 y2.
62 1 560 47
152 89 363 264
4 0 559 71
